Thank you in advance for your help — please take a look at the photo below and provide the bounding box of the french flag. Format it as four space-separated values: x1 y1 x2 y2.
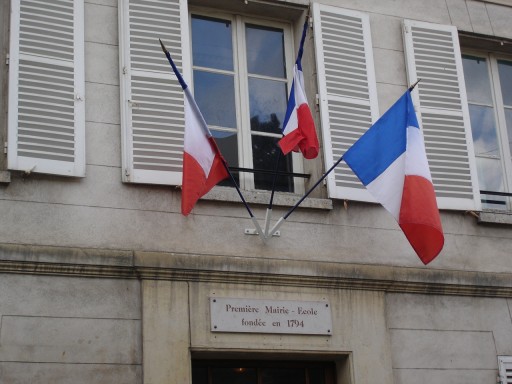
344 91 444 264
160 40 229 216
278 22 319 160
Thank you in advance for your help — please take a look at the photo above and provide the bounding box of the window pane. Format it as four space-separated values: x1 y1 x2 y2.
462 55 493 105
211 367 257 384
498 59 512 106
246 24 286 78
212 129 239 186
192 15 233 71
476 157 507 210
261 367 306 384
308 368 326 384
468 104 500 157
191 365 208 384
194 70 237 128
249 78 287 134
252 135 293 192
505 107 512 155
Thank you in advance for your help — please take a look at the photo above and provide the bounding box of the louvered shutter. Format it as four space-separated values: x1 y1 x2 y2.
8 0 85 176
403 20 481 211
313 4 379 201
119 0 189 185
499 356 512 384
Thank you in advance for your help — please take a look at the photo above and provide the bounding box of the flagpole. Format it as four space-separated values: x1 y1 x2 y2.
159 39 265 241
265 14 310 236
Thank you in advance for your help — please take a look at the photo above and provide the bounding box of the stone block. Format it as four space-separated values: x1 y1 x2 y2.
0 316 141 364
0 274 140 319
0 362 141 384
390 329 497 369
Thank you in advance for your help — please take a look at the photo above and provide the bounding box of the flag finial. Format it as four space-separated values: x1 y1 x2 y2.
408 78 421 91
159 38 167 54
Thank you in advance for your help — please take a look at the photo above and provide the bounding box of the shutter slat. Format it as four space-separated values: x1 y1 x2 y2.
403 20 480 210
314 4 379 201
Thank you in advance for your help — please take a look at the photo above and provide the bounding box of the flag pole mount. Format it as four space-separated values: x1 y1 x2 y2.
244 227 280 237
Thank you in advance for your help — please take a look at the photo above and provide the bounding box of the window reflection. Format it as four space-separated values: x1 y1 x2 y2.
505 108 512 155
192 15 233 71
462 55 493 104
498 60 512 106
246 25 286 78
249 78 287 134
477 158 506 210
468 105 499 157
194 71 237 128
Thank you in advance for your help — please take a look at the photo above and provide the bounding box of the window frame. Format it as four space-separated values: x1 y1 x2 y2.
462 49 512 210
188 6 305 194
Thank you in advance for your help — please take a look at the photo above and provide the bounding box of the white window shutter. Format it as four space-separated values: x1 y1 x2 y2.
119 0 189 185
403 20 481 211
313 4 379 202
8 0 85 176
499 356 512 384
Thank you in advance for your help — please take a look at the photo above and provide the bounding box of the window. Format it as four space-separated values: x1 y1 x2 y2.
192 359 336 384
190 12 297 192
462 53 512 210
119 1 381 201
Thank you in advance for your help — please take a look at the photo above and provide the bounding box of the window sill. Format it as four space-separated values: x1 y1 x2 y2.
478 210 512 225
203 187 333 210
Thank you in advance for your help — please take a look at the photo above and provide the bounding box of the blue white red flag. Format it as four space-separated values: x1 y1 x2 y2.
343 91 444 264
278 21 319 159
160 40 229 216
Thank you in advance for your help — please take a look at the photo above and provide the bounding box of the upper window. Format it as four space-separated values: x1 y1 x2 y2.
190 12 300 193
462 53 512 210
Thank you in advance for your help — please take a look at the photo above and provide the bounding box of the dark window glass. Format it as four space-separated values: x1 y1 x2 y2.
251 135 293 192
211 367 257 384
192 360 335 384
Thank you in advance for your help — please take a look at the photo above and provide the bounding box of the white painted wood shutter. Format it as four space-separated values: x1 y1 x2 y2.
499 356 512 384
313 4 379 201
119 0 190 185
8 0 85 176
403 20 481 211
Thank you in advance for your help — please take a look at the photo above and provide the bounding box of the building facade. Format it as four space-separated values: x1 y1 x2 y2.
1 0 512 383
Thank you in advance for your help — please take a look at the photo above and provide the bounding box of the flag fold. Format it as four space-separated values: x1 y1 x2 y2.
161 42 229 216
278 21 319 159
343 91 444 264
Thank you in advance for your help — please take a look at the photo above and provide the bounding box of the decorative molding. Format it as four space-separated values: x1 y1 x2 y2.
0 243 511 298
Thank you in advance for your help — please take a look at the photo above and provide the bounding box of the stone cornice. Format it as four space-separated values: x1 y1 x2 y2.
0 243 511 298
